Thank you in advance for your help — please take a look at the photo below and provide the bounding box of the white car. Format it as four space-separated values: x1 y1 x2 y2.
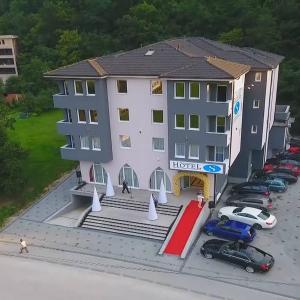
218 206 277 229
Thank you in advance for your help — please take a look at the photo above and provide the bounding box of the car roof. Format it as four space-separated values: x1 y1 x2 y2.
241 207 262 215
225 220 250 229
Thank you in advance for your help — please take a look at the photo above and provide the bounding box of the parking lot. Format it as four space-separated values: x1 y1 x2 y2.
183 181 300 298
0 172 299 299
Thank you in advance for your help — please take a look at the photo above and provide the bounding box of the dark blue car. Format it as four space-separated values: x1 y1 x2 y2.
204 219 256 242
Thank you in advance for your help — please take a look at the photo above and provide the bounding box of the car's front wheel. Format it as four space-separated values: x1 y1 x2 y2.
245 266 255 273
253 223 262 230
203 252 213 259
220 215 229 221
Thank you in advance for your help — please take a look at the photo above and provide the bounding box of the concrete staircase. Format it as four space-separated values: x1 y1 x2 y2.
101 196 180 216
80 196 182 240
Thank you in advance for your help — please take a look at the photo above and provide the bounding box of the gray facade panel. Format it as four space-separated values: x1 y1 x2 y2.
268 126 286 153
167 81 230 163
53 79 113 163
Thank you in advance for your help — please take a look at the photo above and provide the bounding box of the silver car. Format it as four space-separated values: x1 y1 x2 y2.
225 194 273 211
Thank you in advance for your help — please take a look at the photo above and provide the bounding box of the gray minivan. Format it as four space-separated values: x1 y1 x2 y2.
225 194 273 211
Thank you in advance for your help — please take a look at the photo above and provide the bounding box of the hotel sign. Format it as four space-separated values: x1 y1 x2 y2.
170 160 224 174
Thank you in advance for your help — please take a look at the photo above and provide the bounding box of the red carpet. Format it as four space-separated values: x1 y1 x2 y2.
164 200 202 256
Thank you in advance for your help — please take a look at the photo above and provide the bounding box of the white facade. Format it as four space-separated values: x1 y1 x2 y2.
81 78 177 191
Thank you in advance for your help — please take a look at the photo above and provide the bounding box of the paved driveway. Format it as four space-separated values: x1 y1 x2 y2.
0 172 299 299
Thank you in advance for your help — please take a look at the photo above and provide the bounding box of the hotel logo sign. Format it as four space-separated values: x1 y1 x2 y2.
170 160 224 174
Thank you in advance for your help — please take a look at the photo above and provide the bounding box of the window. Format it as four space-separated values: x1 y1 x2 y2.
151 80 163 95
152 110 163 123
175 82 185 98
189 115 200 130
189 144 199 159
189 82 200 99
149 167 171 192
80 136 89 149
92 137 101 150
66 135 75 148
175 114 185 129
217 85 227 102
74 80 83 95
117 80 127 93
216 146 225 162
152 138 164 151
255 72 262 82
120 135 131 148
253 100 260 109
118 108 129 121
207 146 227 162
216 116 226 133
0 49 12 55
93 164 108 184
77 109 86 123
63 81 69 95
89 110 98 123
86 80 95 95
64 109 72 122
119 164 139 188
251 125 257 134
175 143 185 158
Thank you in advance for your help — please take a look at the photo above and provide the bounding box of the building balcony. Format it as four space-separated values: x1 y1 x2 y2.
204 100 233 116
273 105 294 128
204 131 231 146
56 120 73 134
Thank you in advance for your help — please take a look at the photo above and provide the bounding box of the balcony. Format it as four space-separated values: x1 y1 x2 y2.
56 120 73 134
60 145 78 161
203 100 232 116
273 105 294 127
205 131 230 146
53 93 70 108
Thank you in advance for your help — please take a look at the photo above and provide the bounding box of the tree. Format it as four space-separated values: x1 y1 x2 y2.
0 102 27 194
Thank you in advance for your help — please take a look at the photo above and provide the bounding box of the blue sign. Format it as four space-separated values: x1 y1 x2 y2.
233 100 240 116
203 164 222 173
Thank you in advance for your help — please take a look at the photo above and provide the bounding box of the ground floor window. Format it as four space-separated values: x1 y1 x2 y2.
89 164 107 184
118 164 139 188
149 167 171 192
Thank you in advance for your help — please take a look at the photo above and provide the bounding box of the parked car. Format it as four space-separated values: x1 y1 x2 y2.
218 206 277 229
280 159 300 166
265 157 279 165
265 166 298 177
279 163 300 175
277 152 300 161
231 182 270 197
259 178 287 192
204 219 256 242
200 239 274 273
267 172 298 184
225 194 273 211
288 146 300 154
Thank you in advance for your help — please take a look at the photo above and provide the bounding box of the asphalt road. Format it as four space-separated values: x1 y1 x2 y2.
0 255 207 300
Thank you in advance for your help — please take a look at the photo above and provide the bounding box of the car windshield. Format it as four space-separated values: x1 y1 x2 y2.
258 211 270 220
233 207 243 213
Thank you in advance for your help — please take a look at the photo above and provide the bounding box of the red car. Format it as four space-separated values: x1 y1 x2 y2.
288 146 300 154
264 164 299 177
279 163 300 176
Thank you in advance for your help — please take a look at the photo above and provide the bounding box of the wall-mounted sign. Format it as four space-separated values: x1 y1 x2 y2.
170 160 224 174
233 99 241 116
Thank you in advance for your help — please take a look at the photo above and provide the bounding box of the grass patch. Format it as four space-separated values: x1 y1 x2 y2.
0 110 76 226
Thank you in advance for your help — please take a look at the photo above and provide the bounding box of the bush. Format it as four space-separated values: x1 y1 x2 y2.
0 205 17 227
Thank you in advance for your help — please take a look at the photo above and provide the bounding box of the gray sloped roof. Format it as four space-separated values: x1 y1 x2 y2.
44 36 283 78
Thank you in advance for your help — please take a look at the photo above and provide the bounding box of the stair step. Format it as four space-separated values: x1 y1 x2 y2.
100 203 178 216
86 215 169 229
81 224 166 240
83 218 168 234
82 221 167 237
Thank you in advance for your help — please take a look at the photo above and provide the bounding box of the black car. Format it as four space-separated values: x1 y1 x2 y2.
267 172 298 184
200 239 274 273
280 159 300 167
231 182 270 196
265 167 298 177
225 193 272 211
277 152 300 162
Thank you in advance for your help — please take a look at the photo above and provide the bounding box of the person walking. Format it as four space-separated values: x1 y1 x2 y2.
122 180 130 194
19 238 29 254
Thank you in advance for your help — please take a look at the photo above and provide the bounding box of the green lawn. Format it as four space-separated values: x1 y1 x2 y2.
0 110 76 225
